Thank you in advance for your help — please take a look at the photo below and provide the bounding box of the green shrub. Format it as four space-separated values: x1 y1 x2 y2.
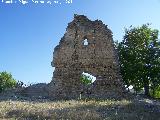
80 74 92 85
150 86 160 98
0 71 17 92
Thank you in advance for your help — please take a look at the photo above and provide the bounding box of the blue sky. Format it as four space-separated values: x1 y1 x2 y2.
0 0 160 84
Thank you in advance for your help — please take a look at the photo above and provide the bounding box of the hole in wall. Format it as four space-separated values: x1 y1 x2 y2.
83 39 89 46
80 72 96 85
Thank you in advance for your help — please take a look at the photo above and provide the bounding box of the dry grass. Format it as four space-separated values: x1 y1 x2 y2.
0 98 160 120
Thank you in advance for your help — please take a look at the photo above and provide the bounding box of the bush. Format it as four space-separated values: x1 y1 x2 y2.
150 86 160 98
80 74 92 85
0 71 17 92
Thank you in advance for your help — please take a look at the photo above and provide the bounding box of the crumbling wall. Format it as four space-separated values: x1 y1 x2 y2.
21 83 48 98
49 15 125 99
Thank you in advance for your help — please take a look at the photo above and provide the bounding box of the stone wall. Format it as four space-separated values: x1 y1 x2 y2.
49 15 125 100
20 83 48 98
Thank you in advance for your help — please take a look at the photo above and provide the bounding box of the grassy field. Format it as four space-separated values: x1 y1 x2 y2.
0 96 160 120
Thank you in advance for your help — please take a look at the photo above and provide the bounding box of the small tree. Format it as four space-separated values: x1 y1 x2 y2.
0 71 17 92
117 24 160 97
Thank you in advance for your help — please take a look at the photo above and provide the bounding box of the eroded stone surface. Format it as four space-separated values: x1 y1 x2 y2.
21 83 48 98
49 15 125 99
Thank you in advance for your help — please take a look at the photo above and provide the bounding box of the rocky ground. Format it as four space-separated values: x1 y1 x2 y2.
0 92 160 120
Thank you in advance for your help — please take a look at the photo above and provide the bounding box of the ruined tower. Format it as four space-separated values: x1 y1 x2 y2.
49 15 124 99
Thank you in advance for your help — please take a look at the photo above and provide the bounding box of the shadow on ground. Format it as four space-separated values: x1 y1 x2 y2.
0 95 160 120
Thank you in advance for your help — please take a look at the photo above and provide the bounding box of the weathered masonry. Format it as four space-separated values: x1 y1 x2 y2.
49 15 125 99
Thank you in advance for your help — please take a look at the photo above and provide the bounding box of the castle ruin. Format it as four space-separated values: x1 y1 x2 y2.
48 15 125 99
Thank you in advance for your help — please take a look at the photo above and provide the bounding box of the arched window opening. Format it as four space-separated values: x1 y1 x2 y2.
80 72 96 85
